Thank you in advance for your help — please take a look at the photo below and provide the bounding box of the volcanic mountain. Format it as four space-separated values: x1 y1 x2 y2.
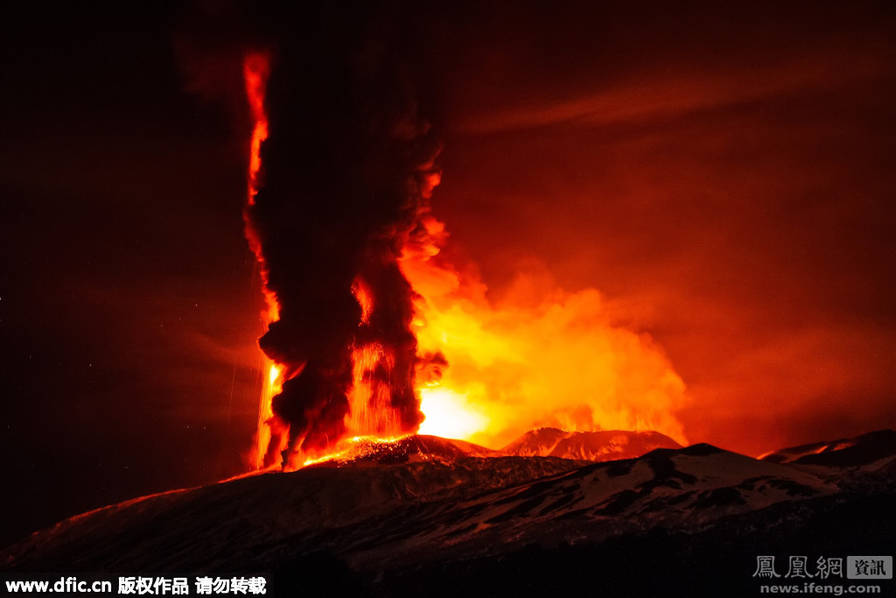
502 428 681 461
4 430 895 596
310 434 499 465
314 429 679 465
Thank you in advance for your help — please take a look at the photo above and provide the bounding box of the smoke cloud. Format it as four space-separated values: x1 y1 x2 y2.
245 8 441 464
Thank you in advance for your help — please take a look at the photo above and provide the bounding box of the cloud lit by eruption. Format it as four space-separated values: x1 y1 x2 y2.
243 21 440 468
238 7 691 468
402 217 689 448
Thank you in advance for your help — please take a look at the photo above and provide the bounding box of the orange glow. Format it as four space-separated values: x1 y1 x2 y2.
278 282 414 469
339 279 408 439
299 434 411 468
418 384 489 439
401 212 689 449
345 342 404 437
268 364 281 387
253 363 283 469
243 52 269 207
242 52 419 471
241 51 687 470
242 51 288 470
352 277 374 325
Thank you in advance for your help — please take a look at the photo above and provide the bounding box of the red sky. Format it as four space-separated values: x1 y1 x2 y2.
1 1 894 542
427 3 896 455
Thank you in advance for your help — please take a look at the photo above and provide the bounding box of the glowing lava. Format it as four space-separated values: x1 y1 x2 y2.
242 52 287 470
241 49 688 471
345 341 403 438
417 385 489 439
399 211 689 450
242 50 431 469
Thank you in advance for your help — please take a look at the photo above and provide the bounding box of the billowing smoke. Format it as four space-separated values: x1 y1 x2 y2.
245 11 441 465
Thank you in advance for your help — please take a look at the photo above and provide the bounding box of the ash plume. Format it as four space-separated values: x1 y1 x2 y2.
246 9 441 464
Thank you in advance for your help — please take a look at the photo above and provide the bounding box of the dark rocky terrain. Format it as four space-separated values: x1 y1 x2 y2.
760 429 896 467
4 429 895 596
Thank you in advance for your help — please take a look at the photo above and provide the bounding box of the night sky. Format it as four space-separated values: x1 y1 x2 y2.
2 2 895 545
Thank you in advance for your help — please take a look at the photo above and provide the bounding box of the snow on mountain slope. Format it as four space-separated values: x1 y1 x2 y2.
340 443 837 568
1 455 579 572
502 428 681 461
3 442 837 574
760 429 896 468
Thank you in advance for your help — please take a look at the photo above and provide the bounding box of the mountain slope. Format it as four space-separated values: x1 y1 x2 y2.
502 428 681 461
5 433 895 597
1 455 579 573
3 443 834 574
336 443 837 570
320 434 499 464
760 429 896 467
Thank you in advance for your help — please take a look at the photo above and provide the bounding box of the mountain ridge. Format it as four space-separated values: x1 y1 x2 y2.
5 429 895 597
501 427 682 461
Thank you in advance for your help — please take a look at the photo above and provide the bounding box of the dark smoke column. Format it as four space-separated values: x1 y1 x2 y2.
245 15 440 467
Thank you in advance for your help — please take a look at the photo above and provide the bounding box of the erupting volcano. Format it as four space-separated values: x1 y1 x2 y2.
5 4 896 596
240 28 689 471
235 1 699 474
242 34 442 469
